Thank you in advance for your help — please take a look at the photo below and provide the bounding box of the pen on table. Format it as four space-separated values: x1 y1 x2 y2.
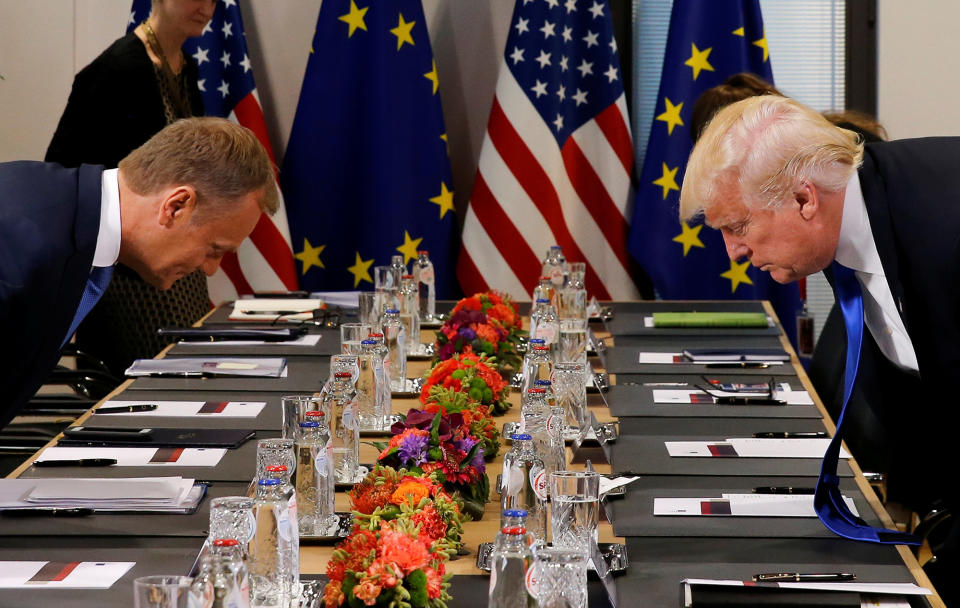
753 431 828 439
704 362 770 369
753 572 856 582
33 458 117 467
753 486 816 495
93 404 158 414
0 508 94 517
144 371 216 378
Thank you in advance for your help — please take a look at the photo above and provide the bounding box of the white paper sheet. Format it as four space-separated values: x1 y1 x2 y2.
665 438 850 459
0 561 134 588
652 387 813 405
682 579 930 596
35 447 227 467
96 400 266 418
654 494 858 517
228 298 324 321
310 291 360 308
178 334 321 347
599 476 640 495
638 351 785 365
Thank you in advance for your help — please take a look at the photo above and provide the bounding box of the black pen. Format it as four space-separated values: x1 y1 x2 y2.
753 572 855 582
704 362 770 369
144 371 216 378
0 508 94 517
753 431 827 439
753 486 816 495
241 309 313 316
94 404 158 414
33 458 117 467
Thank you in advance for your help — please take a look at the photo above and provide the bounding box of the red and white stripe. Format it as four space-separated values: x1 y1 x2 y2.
458 62 640 301
207 90 299 304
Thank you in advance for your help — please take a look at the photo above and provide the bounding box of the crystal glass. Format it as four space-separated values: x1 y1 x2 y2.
549 471 599 549
557 318 588 367
340 323 372 354
565 263 586 290
557 288 587 320
373 265 396 291
552 362 587 431
255 438 296 476
133 575 194 608
357 292 378 327
281 395 322 440
331 354 359 383
533 547 588 608
209 496 256 545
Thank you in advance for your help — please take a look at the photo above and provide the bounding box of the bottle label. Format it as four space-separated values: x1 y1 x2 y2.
245 510 258 544
546 414 560 436
277 504 292 543
548 266 564 286
525 562 540 598
505 463 525 495
315 448 329 478
488 562 497 593
530 464 548 501
419 267 435 284
231 573 252 608
287 495 299 535
342 404 355 430
535 323 557 345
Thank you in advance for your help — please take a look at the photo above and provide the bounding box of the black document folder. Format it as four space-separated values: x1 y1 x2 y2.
57 427 256 449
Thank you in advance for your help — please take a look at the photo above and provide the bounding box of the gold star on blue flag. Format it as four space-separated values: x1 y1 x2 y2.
281 0 458 295
626 0 800 346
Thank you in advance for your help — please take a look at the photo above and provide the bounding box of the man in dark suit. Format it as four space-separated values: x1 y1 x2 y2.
0 116 277 430
679 95 958 603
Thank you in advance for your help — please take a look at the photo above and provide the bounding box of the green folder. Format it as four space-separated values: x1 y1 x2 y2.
652 312 770 328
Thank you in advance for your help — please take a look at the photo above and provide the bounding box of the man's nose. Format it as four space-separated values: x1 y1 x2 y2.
724 236 751 262
201 256 223 276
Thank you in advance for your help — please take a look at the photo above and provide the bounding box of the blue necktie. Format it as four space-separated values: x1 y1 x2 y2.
814 262 919 545
62 265 115 348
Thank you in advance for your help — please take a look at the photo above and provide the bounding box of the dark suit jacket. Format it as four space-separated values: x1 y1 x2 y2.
0 161 102 429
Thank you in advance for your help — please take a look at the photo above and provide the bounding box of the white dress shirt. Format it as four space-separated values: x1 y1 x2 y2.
94 168 122 268
834 174 919 373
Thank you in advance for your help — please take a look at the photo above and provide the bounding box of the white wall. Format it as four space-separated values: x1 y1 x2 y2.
0 0 516 215
877 0 960 139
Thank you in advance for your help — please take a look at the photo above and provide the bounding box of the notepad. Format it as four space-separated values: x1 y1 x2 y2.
0 561 135 588
96 400 266 418
125 357 287 378
654 494 858 517
0 477 203 513
652 311 771 327
34 447 227 467
665 438 850 459
652 388 814 405
228 298 324 321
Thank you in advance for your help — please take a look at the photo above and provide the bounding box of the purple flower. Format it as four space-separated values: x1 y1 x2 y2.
398 432 429 466
438 342 457 360
453 436 486 472
458 326 477 341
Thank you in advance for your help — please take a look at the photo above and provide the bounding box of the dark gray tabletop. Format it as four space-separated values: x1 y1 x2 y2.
168 328 341 356
605 382 823 419
615 416 828 437
88 389 285 431
125 356 328 393
602 301 783 337
603 343 798 375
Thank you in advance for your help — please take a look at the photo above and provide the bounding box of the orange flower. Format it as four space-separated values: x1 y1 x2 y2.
352 579 382 606
379 526 431 574
474 323 500 344
424 566 444 599
390 480 430 506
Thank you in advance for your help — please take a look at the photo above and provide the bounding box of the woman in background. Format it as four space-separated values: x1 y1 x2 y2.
46 0 217 376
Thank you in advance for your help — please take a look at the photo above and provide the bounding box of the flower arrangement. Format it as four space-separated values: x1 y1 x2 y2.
376 409 490 521
434 291 524 369
349 465 464 549
323 518 452 608
419 353 511 416
421 386 501 461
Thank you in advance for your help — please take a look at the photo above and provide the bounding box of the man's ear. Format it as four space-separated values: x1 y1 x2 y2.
157 186 197 227
795 183 819 221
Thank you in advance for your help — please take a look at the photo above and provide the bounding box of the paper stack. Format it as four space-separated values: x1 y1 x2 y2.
0 477 205 513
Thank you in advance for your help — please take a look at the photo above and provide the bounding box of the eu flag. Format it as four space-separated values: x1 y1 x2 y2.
626 0 801 345
281 0 458 296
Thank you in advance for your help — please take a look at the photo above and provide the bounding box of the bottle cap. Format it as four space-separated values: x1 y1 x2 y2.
536 298 550 303
264 465 288 472
369 332 384 338
258 478 281 486
527 388 546 394
417 250 429 255
551 245 562 250
304 410 325 417
361 339 377 345
503 509 528 518
539 275 551 280
534 379 552 386
402 274 413 279
528 338 546 345
501 526 527 535
385 309 399 314
212 539 240 547
510 433 533 441
334 372 352 379
299 421 320 428
533 346 550 351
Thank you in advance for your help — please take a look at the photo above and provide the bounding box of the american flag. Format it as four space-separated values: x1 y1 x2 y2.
458 0 639 300
129 0 298 302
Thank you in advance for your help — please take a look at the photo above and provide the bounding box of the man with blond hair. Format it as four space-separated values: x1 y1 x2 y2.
0 116 277 429
681 94 958 598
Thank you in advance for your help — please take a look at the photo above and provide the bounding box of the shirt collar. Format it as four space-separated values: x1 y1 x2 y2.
834 172 885 275
93 168 122 267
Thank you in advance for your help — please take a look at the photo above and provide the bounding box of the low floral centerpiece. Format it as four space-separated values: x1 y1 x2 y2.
421 386 501 461
419 353 511 416
434 291 524 370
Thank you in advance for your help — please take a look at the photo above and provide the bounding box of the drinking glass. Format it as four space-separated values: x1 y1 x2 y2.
534 547 588 608
357 292 378 327
549 471 599 549
373 266 396 291
281 395 322 440
255 438 296 477
557 288 587 320
209 496 256 545
340 323 372 354
133 576 194 608
552 362 586 431
565 263 586 290
558 319 588 367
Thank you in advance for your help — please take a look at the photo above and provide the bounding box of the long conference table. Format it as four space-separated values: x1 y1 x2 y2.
1 299 945 607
